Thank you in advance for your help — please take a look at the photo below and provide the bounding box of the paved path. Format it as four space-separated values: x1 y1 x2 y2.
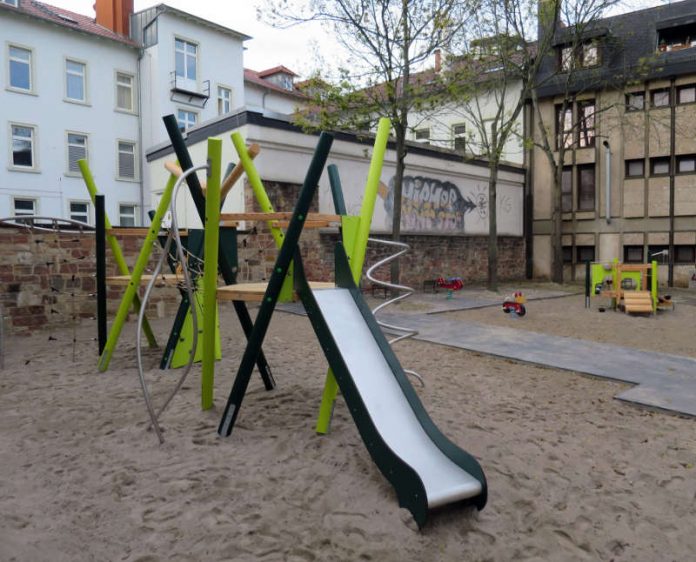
379 310 696 417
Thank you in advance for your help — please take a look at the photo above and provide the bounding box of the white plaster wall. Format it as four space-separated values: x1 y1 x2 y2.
410 79 525 165
245 83 302 115
141 11 246 149
146 117 525 237
0 11 140 223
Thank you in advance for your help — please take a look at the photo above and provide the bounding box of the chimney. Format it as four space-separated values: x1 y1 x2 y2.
434 49 441 73
94 0 133 36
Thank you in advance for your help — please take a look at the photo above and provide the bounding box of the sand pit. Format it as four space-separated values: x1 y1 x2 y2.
1 295 696 561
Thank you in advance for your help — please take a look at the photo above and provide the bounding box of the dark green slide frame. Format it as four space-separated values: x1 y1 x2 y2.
294 242 488 527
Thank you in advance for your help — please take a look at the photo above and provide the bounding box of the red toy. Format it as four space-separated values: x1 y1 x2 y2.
435 277 464 291
502 291 526 316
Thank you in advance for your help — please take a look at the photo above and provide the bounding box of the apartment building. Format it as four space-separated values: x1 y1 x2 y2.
531 0 696 286
0 0 253 224
0 0 141 225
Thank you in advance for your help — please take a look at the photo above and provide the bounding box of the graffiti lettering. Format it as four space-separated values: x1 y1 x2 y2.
380 175 477 232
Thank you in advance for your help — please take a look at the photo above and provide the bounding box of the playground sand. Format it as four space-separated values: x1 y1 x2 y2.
1 302 696 561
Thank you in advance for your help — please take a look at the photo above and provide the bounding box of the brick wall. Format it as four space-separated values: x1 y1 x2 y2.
0 227 179 336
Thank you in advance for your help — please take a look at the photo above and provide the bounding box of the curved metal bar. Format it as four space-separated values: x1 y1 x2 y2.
365 237 424 386
137 163 207 443
0 215 94 233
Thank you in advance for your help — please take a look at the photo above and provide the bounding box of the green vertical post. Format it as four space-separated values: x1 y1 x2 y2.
651 260 658 310
78 160 158 348
315 117 391 434
612 257 619 310
97 174 178 372
202 138 222 410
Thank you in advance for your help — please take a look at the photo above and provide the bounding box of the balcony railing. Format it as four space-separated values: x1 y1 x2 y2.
170 72 210 108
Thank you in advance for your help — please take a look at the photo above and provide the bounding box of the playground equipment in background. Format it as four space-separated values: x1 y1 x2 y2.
587 259 674 314
214 128 487 528
502 291 526 316
436 276 464 299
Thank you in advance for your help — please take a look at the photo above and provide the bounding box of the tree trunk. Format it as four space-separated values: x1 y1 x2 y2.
551 161 564 283
487 158 499 291
390 124 406 286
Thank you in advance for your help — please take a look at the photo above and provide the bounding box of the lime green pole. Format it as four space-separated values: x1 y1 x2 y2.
78 160 158 349
202 138 222 409
316 117 391 434
97 173 178 372
231 132 284 248
651 260 658 310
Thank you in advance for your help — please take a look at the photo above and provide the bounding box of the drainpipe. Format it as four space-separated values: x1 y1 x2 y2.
137 46 145 226
602 140 611 225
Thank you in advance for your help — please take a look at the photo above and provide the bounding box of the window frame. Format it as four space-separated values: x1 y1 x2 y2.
414 127 430 141
66 131 88 176
677 84 696 105
119 203 137 227
69 200 91 225
452 123 466 152
115 70 135 113
623 245 644 264
650 156 671 176
650 88 670 108
625 158 645 178
174 36 198 89
9 122 38 171
64 57 88 104
577 100 595 148
116 139 137 181
176 108 198 132
555 104 573 149
576 163 596 212
676 154 696 174
674 245 696 264
625 91 645 112
13 197 37 216
217 84 232 115
561 166 573 212
7 43 34 94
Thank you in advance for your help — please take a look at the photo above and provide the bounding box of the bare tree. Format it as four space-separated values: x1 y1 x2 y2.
262 0 471 284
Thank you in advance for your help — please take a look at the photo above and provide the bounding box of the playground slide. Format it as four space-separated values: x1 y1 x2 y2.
296 246 487 527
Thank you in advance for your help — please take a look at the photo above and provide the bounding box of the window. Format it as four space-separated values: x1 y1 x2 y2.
67 132 87 173
217 86 231 115
677 85 696 104
626 92 645 112
65 59 86 102
175 38 197 89
177 109 197 132
562 246 573 264
558 41 600 71
14 198 36 216
116 72 134 111
648 245 669 261
117 141 136 180
119 204 136 227
675 245 696 264
624 245 644 263
1 0 19 6
561 166 572 212
560 46 573 71
69 201 89 224
576 246 595 263
9 45 32 91
582 42 599 67
651 89 670 108
556 104 573 149
414 128 430 142
657 23 696 53
577 164 595 211
650 157 670 176
452 124 466 152
578 100 595 148
677 154 696 174
625 159 645 178
11 124 35 168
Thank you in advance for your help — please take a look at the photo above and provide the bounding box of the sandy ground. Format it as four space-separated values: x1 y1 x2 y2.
1 292 696 561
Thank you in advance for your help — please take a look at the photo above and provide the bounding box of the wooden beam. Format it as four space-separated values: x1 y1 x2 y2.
217 281 335 302
164 161 207 190
220 144 260 200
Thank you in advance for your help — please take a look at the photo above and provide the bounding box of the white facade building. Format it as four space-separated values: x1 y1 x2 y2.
0 0 141 225
244 66 307 115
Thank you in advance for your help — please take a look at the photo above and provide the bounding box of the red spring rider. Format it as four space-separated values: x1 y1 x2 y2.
502 291 526 316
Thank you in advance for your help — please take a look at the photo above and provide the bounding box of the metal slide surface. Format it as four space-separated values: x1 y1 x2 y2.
312 287 482 508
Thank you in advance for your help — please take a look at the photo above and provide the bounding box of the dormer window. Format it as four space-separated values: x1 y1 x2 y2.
558 40 601 71
657 21 696 52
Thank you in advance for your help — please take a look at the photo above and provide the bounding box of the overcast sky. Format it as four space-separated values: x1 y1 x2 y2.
42 0 334 76
44 0 666 78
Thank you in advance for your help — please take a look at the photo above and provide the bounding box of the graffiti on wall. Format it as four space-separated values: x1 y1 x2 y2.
379 174 480 232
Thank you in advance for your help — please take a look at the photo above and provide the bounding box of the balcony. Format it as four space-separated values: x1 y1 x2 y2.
170 72 210 108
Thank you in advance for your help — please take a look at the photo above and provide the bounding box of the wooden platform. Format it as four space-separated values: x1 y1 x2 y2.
106 274 183 287
623 291 654 314
217 281 334 302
